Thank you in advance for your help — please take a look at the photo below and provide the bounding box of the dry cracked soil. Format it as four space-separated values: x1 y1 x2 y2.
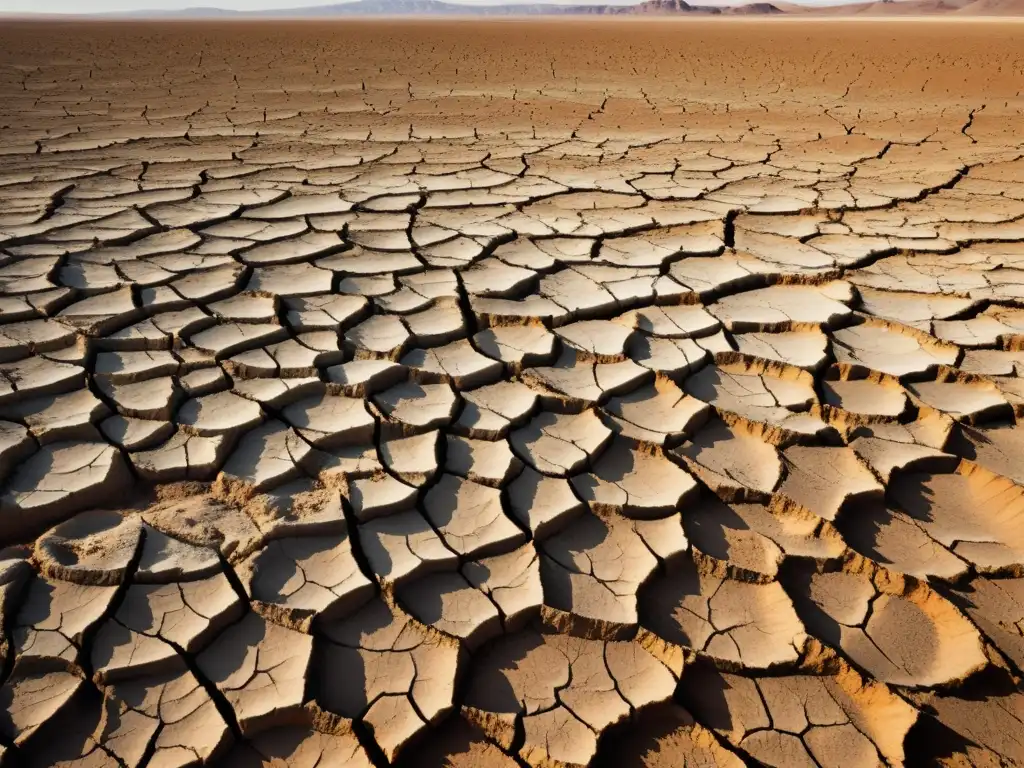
0 16 1023 768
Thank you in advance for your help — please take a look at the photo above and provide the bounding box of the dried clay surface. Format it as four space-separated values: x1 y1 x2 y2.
0 17 1023 768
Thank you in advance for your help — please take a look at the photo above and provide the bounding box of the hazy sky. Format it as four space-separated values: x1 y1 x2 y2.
2 0 828 13
1 0 380 10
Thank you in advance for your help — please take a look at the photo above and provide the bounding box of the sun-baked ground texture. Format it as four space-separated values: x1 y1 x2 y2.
0 18 1023 768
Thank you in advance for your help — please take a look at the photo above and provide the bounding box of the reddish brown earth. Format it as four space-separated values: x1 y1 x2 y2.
0 18 1023 768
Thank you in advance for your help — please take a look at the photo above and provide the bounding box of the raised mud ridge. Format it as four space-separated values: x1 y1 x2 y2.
0 19 1023 768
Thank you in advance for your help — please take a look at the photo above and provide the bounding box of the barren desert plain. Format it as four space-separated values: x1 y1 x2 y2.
0 16 1023 768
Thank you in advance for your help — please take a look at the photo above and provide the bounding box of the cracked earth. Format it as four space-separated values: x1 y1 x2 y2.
0 16 1023 768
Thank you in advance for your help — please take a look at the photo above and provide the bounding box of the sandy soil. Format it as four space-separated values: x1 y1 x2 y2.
0 18 1023 768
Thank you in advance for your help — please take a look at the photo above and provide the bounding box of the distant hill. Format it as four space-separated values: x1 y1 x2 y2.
62 0 1024 18
795 0 1024 12
727 2 785 11
177 0 755 16
952 0 1024 12
809 0 972 13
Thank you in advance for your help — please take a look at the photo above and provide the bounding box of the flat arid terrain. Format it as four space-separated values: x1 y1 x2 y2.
0 18 1023 768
